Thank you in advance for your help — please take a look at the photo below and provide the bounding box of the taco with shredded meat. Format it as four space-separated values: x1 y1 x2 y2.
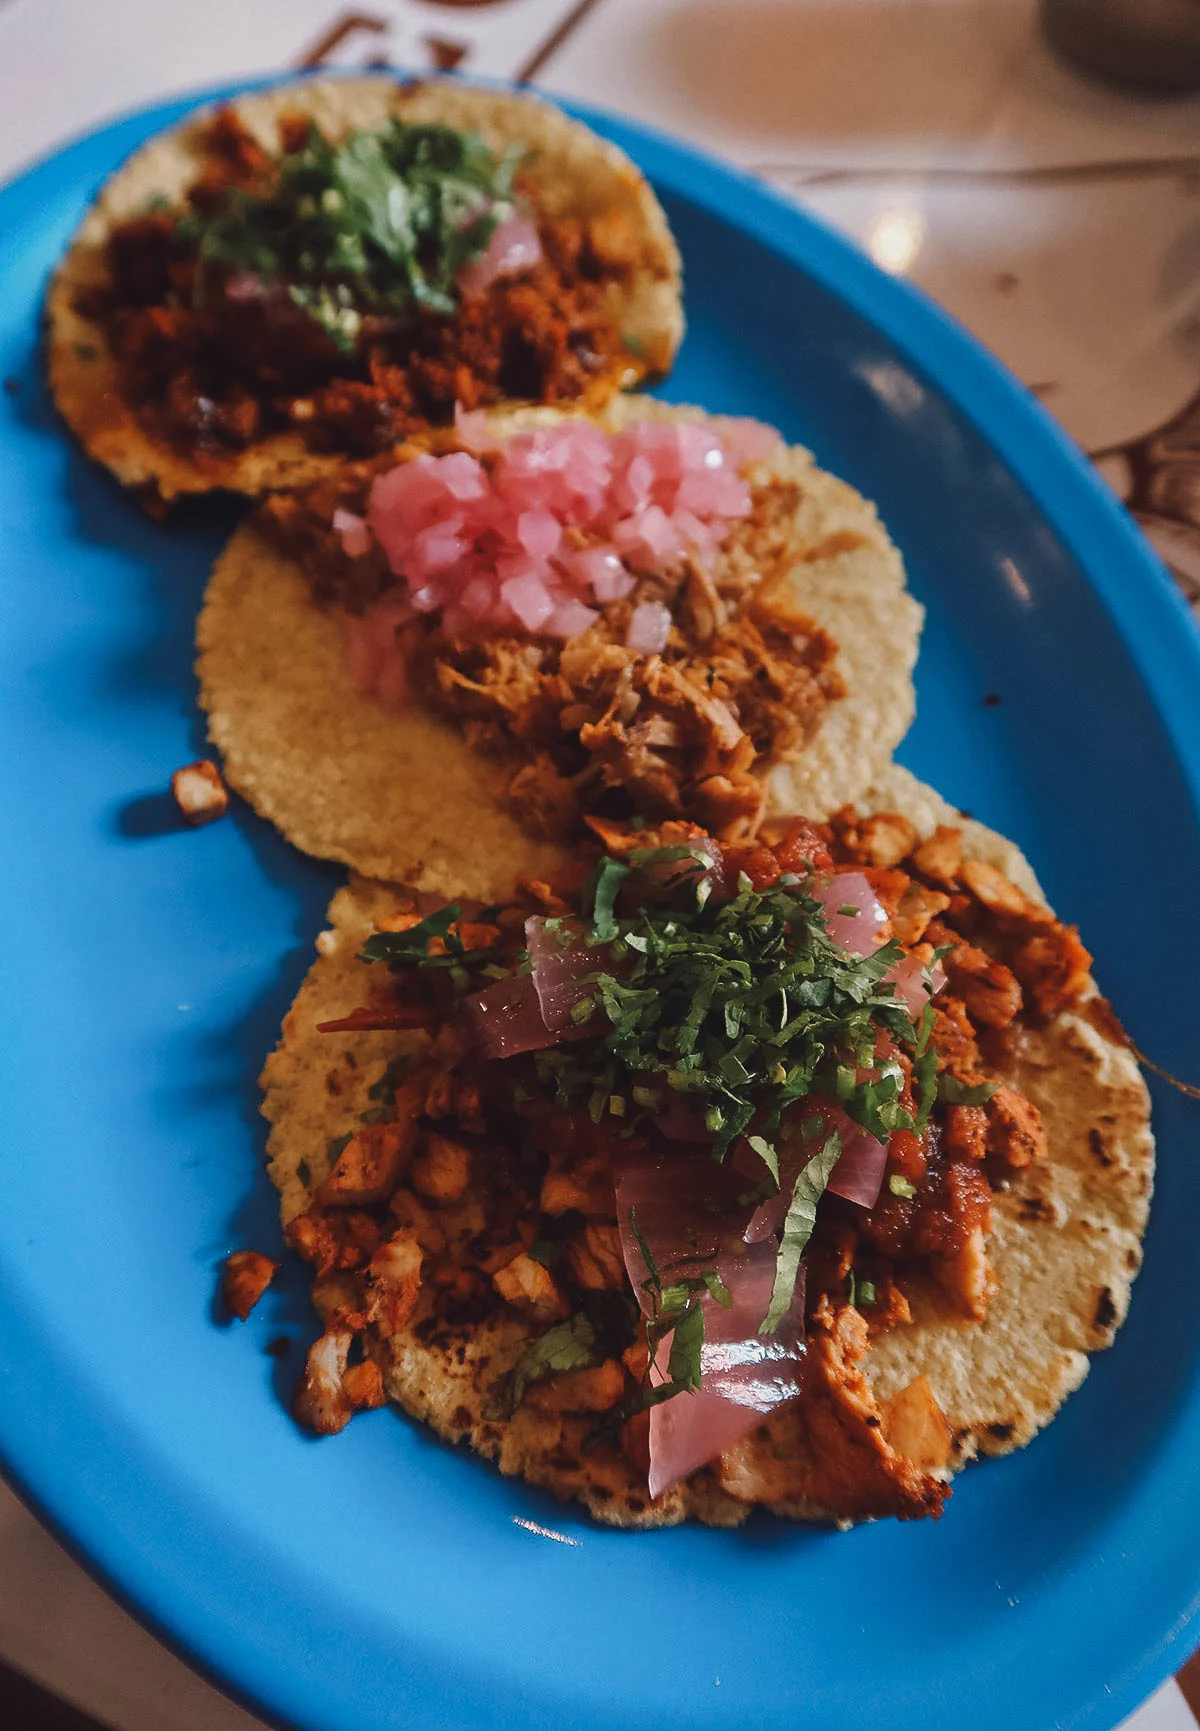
196 398 923 900
258 763 1153 1528
48 77 683 502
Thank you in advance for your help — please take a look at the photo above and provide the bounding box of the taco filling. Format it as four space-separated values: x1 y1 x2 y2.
72 105 657 460
258 410 845 840
265 798 1110 1526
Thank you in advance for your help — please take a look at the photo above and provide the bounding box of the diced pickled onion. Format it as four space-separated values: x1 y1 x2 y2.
545 599 599 638
827 1123 888 1208
885 951 947 1020
356 414 770 658
626 601 672 655
458 215 543 296
333 508 372 559
500 572 555 633
811 872 888 956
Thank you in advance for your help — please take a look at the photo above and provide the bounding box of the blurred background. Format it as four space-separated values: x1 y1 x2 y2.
0 2 1197 1726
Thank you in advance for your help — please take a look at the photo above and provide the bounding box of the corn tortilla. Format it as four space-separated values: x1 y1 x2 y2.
47 76 684 501
259 766 1153 1526
197 398 924 901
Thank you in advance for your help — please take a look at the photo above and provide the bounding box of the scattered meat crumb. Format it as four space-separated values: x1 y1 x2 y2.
221 1249 278 1319
172 758 228 826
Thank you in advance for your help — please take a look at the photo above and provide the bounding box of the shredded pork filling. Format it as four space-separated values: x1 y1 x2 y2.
276 807 1093 1522
261 469 845 841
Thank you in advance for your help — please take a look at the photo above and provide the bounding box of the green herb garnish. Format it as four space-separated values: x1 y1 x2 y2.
358 904 498 977
359 1052 411 1123
939 1074 1000 1106
623 1206 730 1405
761 1132 842 1333
534 858 927 1162
363 854 953 1389
503 1315 596 1415
179 118 524 350
527 1239 566 1267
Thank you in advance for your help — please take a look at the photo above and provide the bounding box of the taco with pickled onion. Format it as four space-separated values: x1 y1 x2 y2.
258 763 1152 1528
48 77 683 502
197 398 923 901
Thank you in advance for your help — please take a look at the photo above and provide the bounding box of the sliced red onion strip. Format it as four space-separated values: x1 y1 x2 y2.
525 915 608 1040
615 1151 806 1500
333 508 372 559
626 599 672 655
884 951 947 1020
810 871 888 956
637 834 729 905
826 1124 888 1209
460 972 557 1059
458 214 543 296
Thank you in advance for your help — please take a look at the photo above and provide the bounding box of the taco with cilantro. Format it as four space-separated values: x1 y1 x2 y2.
258 763 1152 1527
196 398 923 901
48 77 682 502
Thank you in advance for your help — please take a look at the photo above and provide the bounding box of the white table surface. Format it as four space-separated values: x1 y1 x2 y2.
0 1 1196 1726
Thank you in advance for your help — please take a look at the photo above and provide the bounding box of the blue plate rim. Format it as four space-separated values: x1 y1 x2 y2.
3 67 1200 1731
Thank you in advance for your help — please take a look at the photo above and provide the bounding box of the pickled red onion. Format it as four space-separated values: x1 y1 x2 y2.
886 951 947 1019
810 872 888 956
356 416 763 657
457 215 543 296
626 601 672 655
333 508 372 558
614 1150 806 1499
525 916 604 1040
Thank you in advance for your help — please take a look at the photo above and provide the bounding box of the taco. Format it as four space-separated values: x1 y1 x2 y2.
48 77 683 502
258 763 1152 1528
197 399 923 901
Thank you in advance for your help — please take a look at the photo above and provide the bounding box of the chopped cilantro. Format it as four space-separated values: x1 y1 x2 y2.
746 1134 779 1185
359 1052 410 1123
359 905 498 975
179 118 524 350
527 1239 566 1268
912 1001 939 1132
761 1132 841 1333
939 1074 1000 1106
585 856 631 942
367 1053 409 1103
363 850 956 1380
533 858 924 1161
859 1279 877 1306
503 1315 596 1415
359 905 460 966
666 1302 706 1393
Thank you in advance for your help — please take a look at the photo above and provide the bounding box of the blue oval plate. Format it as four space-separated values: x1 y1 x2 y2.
2 77 1200 1731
